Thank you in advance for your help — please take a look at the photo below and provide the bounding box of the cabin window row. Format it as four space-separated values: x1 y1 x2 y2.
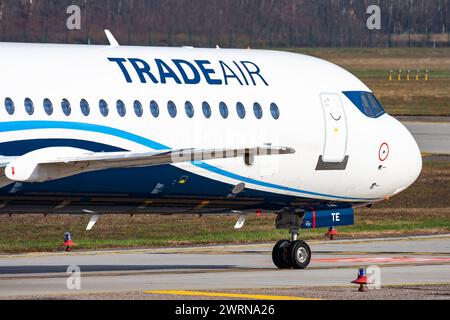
3 97 280 120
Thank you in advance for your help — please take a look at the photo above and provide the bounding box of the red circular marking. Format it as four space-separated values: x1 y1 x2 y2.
378 143 389 161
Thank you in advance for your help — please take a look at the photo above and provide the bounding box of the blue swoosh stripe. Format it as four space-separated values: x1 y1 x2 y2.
0 120 169 150
0 120 376 201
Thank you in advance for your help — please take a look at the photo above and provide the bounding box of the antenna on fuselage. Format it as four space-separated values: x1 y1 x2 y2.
104 29 120 48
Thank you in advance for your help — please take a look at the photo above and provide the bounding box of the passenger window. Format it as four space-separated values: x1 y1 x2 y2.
236 102 246 119
167 101 177 118
150 100 159 118
253 102 262 119
270 103 280 119
4 97 15 115
99 99 109 117
185 101 194 118
43 98 53 115
134 100 143 117
61 99 71 116
116 100 126 117
80 99 90 116
342 91 385 118
24 98 34 115
202 101 211 118
219 102 229 119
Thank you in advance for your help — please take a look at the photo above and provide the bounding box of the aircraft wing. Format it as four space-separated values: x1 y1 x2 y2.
2 146 294 184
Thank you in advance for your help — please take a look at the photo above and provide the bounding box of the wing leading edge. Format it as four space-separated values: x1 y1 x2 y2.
1 145 295 184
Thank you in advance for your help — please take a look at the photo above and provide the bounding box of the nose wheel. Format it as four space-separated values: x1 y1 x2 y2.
272 212 312 269
272 239 311 269
272 239 291 269
289 240 311 269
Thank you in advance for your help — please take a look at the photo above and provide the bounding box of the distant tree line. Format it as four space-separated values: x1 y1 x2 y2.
0 0 449 47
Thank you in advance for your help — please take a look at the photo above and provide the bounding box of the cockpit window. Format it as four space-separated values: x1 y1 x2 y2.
342 91 385 118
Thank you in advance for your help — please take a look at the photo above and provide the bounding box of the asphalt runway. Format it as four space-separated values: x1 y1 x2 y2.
402 121 450 154
0 235 449 299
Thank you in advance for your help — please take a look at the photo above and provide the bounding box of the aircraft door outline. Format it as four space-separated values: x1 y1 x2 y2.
320 93 348 163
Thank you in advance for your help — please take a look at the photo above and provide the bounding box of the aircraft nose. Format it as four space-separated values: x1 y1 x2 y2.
393 121 422 195
406 129 422 183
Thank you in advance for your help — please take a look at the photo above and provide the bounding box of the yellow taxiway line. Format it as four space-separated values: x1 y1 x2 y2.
144 290 320 300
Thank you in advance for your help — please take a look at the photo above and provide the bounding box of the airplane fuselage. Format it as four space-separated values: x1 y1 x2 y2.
0 43 422 216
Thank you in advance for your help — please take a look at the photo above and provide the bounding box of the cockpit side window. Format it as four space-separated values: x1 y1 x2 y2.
342 91 385 118
360 94 372 117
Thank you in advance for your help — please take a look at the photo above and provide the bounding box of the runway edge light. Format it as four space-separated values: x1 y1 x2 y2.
325 226 338 240
62 231 76 252
351 267 368 292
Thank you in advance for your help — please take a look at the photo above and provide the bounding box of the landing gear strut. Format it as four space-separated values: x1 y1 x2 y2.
272 212 311 269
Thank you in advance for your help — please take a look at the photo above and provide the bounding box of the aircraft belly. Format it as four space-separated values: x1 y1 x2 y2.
0 164 298 214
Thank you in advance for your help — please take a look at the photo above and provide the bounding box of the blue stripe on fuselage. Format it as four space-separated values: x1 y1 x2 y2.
0 138 125 156
0 120 377 201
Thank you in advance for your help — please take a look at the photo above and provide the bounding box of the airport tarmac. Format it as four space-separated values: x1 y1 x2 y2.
402 120 450 154
0 235 449 300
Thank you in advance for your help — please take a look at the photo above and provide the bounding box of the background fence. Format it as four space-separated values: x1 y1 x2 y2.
0 0 449 48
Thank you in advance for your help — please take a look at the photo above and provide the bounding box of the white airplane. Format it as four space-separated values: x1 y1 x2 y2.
0 31 421 269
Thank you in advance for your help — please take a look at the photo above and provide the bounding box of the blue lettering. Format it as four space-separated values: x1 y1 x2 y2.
128 58 159 84
172 59 201 85
219 61 243 85
109 57 267 87
108 57 132 83
155 59 182 84
232 61 249 85
195 60 222 85
240 61 269 86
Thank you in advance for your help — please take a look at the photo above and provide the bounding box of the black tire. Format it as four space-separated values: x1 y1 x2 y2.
272 239 292 269
288 240 311 269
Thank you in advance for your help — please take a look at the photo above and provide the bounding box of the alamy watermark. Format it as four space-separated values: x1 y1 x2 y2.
66 265 81 290
367 265 381 290
168 128 284 177
366 5 381 30
66 5 81 30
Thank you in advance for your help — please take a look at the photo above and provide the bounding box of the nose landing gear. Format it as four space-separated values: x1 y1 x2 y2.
272 212 312 269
